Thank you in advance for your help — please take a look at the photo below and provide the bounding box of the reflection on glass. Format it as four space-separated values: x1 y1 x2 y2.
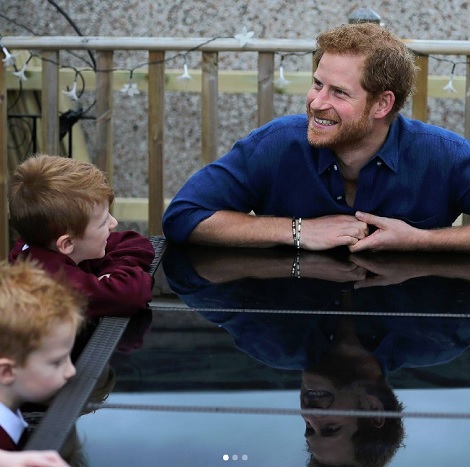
162 244 470 466
301 317 404 467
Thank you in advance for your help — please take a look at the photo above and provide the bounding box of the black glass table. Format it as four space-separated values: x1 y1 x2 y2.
27 238 470 466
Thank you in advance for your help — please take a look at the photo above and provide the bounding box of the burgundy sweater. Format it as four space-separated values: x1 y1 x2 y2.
9 231 155 316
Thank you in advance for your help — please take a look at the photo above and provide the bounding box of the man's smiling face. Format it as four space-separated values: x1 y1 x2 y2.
306 52 375 151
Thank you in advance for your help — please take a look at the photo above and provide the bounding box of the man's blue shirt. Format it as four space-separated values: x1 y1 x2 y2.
163 114 470 243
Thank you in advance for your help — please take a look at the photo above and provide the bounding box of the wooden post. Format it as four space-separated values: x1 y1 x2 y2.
465 59 470 141
0 59 8 259
201 51 219 166
412 54 429 122
148 51 165 235
258 52 274 127
95 51 114 183
41 50 60 155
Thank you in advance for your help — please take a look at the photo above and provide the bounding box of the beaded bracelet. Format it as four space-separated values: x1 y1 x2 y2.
291 251 301 278
292 217 302 249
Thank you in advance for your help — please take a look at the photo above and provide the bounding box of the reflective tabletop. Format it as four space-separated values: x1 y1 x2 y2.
75 241 470 466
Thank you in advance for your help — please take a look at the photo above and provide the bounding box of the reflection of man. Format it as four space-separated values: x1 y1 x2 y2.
162 244 470 375
301 318 404 467
161 244 470 465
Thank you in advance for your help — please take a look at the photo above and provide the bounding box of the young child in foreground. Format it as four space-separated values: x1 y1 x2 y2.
8 154 155 314
0 260 85 465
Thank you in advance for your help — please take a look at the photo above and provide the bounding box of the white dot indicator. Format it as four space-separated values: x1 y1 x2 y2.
223 454 229 461
242 454 248 461
232 454 239 460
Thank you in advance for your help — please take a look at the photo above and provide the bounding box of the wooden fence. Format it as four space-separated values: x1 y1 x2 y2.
1 36 470 259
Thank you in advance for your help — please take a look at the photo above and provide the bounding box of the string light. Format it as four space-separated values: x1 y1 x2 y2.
274 56 290 89
443 62 458 93
12 62 28 81
1 44 17 67
120 70 141 97
177 56 192 81
234 26 255 47
62 71 80 100
1 30 469 103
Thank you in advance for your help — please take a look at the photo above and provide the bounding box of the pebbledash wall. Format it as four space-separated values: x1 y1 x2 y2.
2 0 469 210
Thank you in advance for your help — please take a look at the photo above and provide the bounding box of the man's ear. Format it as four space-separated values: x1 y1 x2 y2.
56 234 75 255
374 91 395 120
366 394 385 428
0 358 16 385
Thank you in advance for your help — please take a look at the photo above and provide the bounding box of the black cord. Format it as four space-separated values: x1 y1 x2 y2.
45 0 96 70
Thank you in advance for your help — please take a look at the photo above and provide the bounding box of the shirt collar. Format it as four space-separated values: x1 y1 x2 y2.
375 117 400 173
0 402 28 444
316 117 401 174
317 148 338 174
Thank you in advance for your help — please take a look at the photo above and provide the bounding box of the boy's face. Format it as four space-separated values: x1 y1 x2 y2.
11 321 77 408
70 202 118 264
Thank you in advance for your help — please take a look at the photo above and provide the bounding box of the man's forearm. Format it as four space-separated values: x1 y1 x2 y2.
417 224 470 251
190 211 369 250
352 212 470 253
189 211 293 248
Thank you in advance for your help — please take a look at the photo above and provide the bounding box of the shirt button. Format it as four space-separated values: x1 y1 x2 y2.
376 161 382 166
333 165 338 171
336 195 343 201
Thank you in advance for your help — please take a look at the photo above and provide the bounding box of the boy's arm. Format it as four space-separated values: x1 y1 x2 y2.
97 231 155 271
77 231 155 310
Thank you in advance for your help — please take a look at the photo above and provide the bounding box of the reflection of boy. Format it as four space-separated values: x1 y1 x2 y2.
8 154 155 312
0 260 84 460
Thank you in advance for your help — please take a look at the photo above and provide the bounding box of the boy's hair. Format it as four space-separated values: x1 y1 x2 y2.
8 154 115 247
0 260 86 366
313 22 419 119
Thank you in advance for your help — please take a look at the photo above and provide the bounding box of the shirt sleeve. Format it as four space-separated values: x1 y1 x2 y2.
162 134 265 242
162 114 309 242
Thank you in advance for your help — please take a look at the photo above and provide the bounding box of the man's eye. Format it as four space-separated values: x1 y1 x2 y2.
322 426 341 437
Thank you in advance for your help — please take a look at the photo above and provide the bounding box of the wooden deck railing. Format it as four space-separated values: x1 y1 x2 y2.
1 37 470 259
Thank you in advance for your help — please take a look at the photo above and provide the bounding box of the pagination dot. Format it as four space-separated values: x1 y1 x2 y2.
222 453 249 461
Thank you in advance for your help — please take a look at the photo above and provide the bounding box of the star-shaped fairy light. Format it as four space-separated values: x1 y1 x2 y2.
177 62 192 81
274 64 290 89
1 46 17 67
120 82 140 97
443 64 457 93
62 79 79 101
12 63 28 81
443 76 457 93
234 26 254 47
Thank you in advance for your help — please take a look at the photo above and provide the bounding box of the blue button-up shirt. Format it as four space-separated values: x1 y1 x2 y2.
163 114 470 242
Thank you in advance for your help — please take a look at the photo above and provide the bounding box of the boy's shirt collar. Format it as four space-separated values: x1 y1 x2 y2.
0 401 28 444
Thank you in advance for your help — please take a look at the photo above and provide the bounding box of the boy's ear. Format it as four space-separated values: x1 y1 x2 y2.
56 234 75 255
0 358 16 385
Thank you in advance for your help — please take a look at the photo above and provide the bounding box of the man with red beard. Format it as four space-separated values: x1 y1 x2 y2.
300 316 405 467
163 22 470 253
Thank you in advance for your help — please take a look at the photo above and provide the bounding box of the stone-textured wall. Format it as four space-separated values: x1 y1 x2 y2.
2 1 469 202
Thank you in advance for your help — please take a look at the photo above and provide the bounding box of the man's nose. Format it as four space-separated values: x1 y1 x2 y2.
303 416 324 434
309 88 330 110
